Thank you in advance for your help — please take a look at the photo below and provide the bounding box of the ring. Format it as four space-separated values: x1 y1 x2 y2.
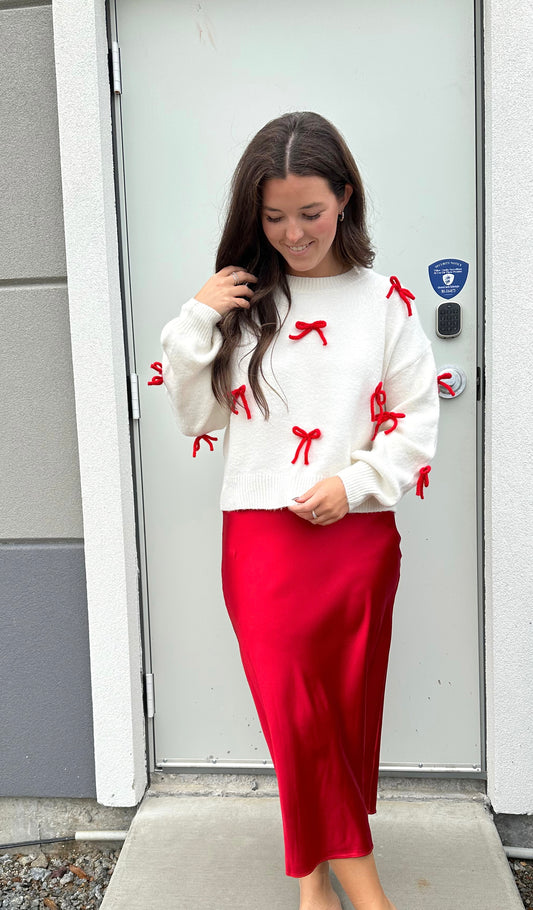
312 509 318 520
232 270 240 286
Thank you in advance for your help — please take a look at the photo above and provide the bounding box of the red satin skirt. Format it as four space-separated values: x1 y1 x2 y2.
221 507 402 878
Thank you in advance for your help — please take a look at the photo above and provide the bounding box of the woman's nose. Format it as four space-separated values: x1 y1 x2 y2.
284 221 305 243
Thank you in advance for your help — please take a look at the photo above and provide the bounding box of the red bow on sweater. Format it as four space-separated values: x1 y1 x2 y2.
386 276 415 316
192 434 218 457
289 320 328 346
370 382 405 440
437 372 456 396
230 385 252 420
147 361 163 385
291 426 322 465
416 465 431 499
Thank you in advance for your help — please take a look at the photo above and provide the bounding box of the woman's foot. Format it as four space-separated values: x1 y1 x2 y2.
298 861 342 910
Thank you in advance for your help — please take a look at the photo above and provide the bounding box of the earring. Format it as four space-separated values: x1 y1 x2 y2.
338 210 345 222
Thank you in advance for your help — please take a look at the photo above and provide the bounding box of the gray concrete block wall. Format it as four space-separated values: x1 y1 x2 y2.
0 0 96 796
0 543 95 796
0 2 67 279
1 286 83 536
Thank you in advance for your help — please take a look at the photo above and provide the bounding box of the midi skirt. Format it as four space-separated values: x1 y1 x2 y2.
221 507 402 878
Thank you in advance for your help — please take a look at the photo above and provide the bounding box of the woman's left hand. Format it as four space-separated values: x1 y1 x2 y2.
288 476 349 526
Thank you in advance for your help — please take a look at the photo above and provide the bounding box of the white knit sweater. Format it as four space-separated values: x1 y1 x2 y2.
159 266 440 512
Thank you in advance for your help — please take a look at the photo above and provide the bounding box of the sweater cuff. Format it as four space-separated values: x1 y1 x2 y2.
160 297 222 347
336 462 381 511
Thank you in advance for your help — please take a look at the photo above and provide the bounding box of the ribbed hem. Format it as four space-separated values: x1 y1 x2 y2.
286 265 366 292
220 470 396 513
336 462 387 510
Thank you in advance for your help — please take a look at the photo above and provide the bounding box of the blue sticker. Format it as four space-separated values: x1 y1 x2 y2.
428 259 469 299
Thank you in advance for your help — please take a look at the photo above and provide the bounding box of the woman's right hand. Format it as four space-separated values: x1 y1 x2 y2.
194 266 258 317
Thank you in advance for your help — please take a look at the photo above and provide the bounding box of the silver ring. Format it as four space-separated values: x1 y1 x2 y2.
232 270 240 286
312 509 318 520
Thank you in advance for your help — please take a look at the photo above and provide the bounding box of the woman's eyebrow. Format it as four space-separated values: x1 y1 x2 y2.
263 202 323 212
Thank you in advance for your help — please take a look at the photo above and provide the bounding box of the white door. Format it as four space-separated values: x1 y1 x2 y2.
110 0 482 774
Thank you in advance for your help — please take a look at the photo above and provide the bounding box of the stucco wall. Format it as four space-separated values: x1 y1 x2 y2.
484 0 533 815
52 0 147 806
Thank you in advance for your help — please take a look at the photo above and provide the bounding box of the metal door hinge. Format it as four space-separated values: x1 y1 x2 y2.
111 41 122 95
129 373 140 420
144 673 155 719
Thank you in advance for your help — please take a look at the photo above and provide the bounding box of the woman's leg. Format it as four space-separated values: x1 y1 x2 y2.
298 854 397 910
298 861 341 910
328 854 397 910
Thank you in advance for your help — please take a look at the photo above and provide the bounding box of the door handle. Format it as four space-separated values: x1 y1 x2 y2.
438 366 467 398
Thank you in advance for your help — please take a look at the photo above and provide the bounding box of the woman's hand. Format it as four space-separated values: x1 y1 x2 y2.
195 265 258 317
288 476 349 526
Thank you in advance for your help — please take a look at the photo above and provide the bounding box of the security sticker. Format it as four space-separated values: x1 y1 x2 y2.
428 259 469 299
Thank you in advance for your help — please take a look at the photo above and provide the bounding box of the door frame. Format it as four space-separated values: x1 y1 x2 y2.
106 0 487 780
51 0 533 814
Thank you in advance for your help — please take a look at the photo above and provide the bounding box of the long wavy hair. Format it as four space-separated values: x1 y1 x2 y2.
212 111 375 418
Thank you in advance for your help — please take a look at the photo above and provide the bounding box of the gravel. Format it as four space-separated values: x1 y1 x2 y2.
1 844 531 908
510 858 533 910
0 845 121 909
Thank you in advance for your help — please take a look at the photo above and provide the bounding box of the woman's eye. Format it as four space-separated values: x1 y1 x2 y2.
264 212 322 223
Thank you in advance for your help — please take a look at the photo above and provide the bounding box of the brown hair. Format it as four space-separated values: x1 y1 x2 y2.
212 111 375 418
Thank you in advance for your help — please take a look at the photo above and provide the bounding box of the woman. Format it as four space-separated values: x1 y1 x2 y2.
159 111 439 910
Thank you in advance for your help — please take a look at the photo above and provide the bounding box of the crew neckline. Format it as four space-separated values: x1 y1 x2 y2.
285 265 365 291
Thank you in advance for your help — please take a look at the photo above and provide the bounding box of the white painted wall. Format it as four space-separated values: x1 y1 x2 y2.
483 0 533 814
52 0 146 806
50 0 533 814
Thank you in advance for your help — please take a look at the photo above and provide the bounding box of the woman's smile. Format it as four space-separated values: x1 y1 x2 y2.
285 241 314 254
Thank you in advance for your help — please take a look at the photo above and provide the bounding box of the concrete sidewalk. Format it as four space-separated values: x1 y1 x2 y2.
100 787 523 910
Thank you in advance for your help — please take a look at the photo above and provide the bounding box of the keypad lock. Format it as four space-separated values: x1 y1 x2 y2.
436 301 462 338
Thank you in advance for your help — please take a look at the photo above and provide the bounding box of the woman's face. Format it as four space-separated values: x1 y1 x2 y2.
261 174 353 278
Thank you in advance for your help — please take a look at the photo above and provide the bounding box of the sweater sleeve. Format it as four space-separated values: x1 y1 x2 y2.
159 297 231 436
336 303 440 510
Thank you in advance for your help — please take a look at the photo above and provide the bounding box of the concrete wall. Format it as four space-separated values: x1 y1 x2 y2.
0 0 96 796
52 0 147 806
483 0 533 820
